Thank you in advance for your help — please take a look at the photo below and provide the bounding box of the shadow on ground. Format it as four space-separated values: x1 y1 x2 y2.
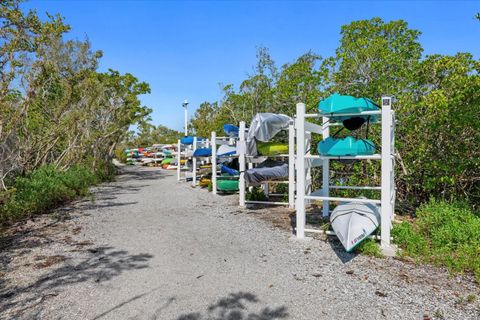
176 292 288 320
118 167 168 181
0 246 153 317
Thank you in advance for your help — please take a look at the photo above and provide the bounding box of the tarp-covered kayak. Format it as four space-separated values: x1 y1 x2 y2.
330 202 381 252
319 93 379 121
318 137 375 156
257 142 288 156
193 148 212 157
217 145 237 157
246 113 292 156
245 163 289 187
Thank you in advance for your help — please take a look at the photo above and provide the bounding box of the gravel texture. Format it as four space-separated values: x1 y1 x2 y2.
1 165 479 320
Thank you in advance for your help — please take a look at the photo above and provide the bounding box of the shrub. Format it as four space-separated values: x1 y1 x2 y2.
393 200 480 281
246 187 267 201
355 238 383 258
0 165 100 225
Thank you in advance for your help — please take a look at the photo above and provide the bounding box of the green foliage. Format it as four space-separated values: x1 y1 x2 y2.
0 165 100 224
189 17 480 211
245 187 267 202
355 238 383 258
392 200 480 281
126 123 183 147
0 1 154 225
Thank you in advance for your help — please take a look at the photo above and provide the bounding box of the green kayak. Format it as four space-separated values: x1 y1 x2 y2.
217 179 239 192
161 158 173 165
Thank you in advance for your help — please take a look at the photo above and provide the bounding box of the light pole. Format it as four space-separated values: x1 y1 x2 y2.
182 100 189 136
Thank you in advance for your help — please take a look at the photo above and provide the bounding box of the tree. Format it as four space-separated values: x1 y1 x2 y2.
0 0 69 188
330 18 422 100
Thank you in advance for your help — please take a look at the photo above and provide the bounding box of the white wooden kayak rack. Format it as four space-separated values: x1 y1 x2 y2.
295 96 396 250
210 132 238 195
238 120 296 209
176 137 210 186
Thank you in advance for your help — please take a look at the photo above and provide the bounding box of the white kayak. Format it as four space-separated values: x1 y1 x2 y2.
217 145 237 157
330 201 380 252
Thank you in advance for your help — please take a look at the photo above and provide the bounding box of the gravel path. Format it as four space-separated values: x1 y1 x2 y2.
1 166 479 320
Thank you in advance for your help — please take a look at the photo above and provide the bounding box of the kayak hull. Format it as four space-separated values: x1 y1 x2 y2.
319 93 380 121
330 202 381 252
318 137 375 156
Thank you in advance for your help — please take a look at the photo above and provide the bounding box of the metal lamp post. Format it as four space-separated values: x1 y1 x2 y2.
182 100 189 136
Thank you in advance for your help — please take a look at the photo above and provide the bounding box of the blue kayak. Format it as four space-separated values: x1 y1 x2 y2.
318 136 375 156
319 93 379 121
221 164 239 176
180 136 205 145
193 148 212 157
224 124 239 137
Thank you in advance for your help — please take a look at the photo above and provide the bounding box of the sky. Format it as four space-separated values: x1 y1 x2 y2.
24 0 480 132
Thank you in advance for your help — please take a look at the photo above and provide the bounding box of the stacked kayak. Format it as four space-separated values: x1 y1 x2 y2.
217 145 237 157
199 177 211 187
217 178 239 192
257 142 288 156
317 93 378 157
180 136 205 145
319 93 380 121
193 148 212 157
318 137 375 156
221 164 239 176
161 158 173 165
224 124 239 137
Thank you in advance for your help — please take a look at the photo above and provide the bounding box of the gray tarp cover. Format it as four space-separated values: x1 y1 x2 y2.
246 113 292 155
244 162 289 187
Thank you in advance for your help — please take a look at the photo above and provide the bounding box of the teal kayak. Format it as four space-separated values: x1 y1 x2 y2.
318 136 375 156
319 93 379 121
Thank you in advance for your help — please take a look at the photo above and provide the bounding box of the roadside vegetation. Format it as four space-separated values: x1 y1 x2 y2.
0 1 151 225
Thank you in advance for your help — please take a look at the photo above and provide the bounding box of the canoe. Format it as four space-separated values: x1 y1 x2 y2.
221 164 239 176
217 145 237 157
217 179 239 192
193 148 212 157
257 142 288 156
319 93 379 121
330 202 381 252
318 137 375 156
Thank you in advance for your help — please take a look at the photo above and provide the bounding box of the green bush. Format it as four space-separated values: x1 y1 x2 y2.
246 187 267 201
355 238 383 258
0 165 100 225
392 200 480 281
